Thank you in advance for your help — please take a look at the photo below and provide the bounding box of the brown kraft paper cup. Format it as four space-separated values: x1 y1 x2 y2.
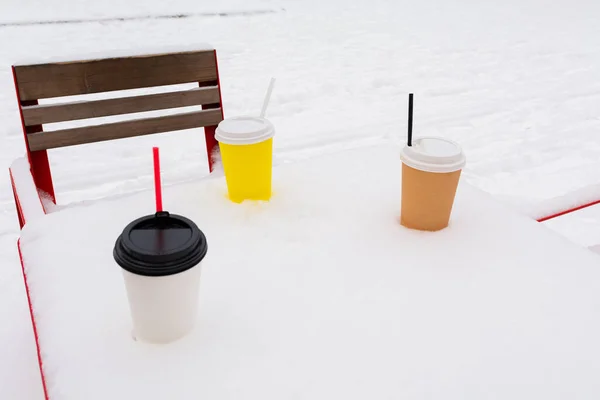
401 164 462 231
400 137 466 232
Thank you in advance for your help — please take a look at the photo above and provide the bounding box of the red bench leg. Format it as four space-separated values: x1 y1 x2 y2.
203 125 218 172
201 49 225 173
29 150 56 203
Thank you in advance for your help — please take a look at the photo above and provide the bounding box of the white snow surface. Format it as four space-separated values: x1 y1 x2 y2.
20 144 600 400
11 43 215 66
0 0 281 24
2 0 600 398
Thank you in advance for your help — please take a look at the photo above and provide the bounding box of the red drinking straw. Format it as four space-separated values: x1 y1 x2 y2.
153 147 163 213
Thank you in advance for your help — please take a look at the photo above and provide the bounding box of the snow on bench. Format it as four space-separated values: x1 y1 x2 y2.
19 144 600 400
9 157 46 227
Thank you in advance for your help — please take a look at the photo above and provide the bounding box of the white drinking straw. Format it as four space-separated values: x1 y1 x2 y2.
260 77 276 118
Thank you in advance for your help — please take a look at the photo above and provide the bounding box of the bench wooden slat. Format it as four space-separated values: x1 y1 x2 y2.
14 50 217 101
22 86 221 126
27 108 223 151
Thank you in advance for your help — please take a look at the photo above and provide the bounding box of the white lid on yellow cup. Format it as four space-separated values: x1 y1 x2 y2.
400 137 466 173
215 116 275 145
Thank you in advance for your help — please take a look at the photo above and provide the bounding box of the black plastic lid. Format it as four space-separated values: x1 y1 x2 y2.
113 211 208 277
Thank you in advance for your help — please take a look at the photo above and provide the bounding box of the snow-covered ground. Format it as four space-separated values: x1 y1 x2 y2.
1 0 600 398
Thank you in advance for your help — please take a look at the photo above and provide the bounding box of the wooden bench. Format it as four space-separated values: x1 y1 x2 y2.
11 48 225 211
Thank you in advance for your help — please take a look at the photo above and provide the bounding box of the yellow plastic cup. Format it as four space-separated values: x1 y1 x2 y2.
215 116 275 203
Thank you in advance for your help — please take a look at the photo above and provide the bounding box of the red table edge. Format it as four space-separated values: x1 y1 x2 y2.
17 238 50 400
536 199 600 222
10 164 49 400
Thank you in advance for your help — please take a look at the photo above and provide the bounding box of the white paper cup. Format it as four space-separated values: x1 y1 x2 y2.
114 211 208 344
122 265 202 343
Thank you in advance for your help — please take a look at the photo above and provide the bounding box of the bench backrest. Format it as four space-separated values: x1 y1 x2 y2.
12 48 225 204
13 49 224 151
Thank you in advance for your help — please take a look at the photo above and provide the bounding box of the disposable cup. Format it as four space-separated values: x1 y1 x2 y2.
400 137 466 231
113 211 208 344
215 116 275 203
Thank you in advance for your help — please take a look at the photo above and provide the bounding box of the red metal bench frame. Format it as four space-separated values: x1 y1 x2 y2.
11 49 224 225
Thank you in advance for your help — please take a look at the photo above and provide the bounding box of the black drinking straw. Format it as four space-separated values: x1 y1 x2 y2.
407 93 414 146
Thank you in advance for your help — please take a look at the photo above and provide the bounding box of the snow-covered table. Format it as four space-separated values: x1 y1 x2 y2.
19 144 600 400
